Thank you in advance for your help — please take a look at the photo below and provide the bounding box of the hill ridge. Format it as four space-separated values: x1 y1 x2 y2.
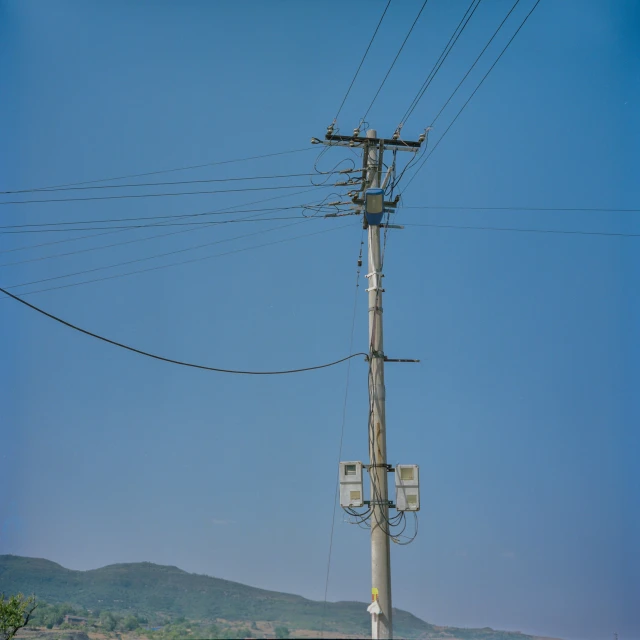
0 555 553 640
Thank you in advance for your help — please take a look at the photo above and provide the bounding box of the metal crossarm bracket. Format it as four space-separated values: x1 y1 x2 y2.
351 197 399 208
364 500 396 508
322 133 421 151
364 463 395 472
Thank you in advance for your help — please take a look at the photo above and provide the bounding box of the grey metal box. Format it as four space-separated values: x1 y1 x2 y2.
339 461 364 508
395 464 420 511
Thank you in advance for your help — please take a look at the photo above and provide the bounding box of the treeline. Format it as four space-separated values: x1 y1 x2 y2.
27 600 291 639
28 601 146 632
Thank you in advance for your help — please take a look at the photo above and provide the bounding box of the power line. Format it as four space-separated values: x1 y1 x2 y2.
401 205 640 213
0 198 350 231
360 0 430 123
5 219 320 291
401 0 542 193
0 285 367 375
0 188 322 255
401 222 640 237
0 195 334 267
321 232 364 637
398 0 482 127
430 0 521 128
0 207 294 230
12 147 317 193
3 222 356 299
1 170 352 196
333 0 392 124
0 212 350 234
0 183 331 207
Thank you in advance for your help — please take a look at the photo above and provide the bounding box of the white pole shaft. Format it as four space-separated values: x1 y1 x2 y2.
366 129 392 639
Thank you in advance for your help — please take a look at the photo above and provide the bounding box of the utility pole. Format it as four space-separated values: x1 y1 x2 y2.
365 129 393 639
315 124 424 640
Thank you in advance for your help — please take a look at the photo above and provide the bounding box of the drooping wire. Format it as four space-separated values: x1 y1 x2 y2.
400 0 542 194
398 0 482 128
360 0 430 124
320 231 365 638
311 154 357 187
333 0 392 124
0 285 367 375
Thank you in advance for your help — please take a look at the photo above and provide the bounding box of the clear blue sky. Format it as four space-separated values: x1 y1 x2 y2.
1 2 638 640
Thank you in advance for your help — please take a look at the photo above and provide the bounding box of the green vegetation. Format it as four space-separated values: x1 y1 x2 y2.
0 555 541 640
0 592 37 640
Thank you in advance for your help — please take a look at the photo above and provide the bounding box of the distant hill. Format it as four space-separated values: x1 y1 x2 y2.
0 555 552 640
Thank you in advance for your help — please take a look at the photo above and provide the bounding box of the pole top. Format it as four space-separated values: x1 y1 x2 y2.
367 129 377 139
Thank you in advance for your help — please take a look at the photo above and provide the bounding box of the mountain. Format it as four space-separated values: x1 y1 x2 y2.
0 555 553 640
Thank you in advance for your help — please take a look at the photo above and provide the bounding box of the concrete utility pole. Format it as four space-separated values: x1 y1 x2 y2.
365 129 393 639
314 123 423 640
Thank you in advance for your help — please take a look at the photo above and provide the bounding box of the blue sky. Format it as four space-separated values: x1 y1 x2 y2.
1 2 639 640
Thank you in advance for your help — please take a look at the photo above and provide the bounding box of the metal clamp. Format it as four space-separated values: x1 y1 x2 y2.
364 463 395 472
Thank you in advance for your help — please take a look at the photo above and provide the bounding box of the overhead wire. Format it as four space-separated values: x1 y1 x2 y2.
398 0 482 128
0 285 367 375
321 231 365 639
400 0 542 194
1 169 357 196
360 0 430 124
0 183 333 207
2 221 357 299
0 206 303 230
0 187 323 255
430 0 522 128
400 221 640 238
11 147 318 193
333 0 392 124
401 205 640 213
4 218 325 291
0 209 353 234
